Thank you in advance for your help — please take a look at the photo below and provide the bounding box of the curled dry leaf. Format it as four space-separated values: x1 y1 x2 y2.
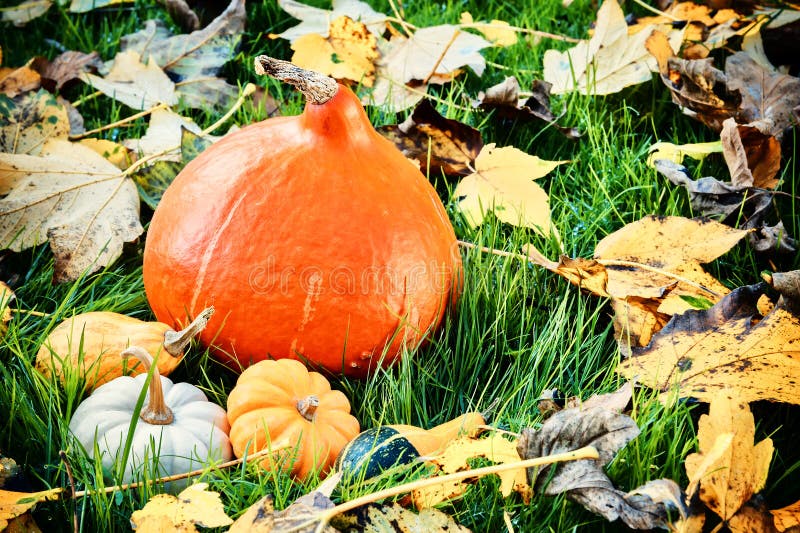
720 118 780 189
291 15 379 87
0 139 143 283
617 282 800 404
378 99 483 176
33 50 103 91
130 483 233 532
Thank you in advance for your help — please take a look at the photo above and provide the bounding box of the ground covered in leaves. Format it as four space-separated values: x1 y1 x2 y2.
1 0 800 531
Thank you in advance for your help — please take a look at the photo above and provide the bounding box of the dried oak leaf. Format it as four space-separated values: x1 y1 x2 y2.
273 0 388 43
517 407 681 529
0 89 69 156
378 99 483 176
333 503 471 532
543 0 668 95
685 393 772 522
411 434 532 508
0 139 143 283
473 77 580 139
454 144 565 235
119 0 244 109
130 483 232 532
617 282 800 404
291 15 379 87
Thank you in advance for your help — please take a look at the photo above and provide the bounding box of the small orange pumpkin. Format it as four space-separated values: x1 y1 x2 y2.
142 56 461 377
226 359 360 480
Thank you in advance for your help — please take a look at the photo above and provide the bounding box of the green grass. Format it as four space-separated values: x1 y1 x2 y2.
2 0 799 531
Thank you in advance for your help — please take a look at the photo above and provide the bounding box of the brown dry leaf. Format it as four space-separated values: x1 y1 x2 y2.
130 483 232 532
291 15 378 87
411 434 531 508
378 99 483 176
522 246 609 297
0 90 69 157
230 474 339 532
473 77 581 139
772 499 800 532
0 139 143 284
333 503 471 532
118 0 244 109
80 50 177 111
647 31 741 131
543 0 673 95
720 118 781 189
1 0 52 26
0 487 61 530
273 0 388 43
685 393 772 521
159 0 200 32
33 51 102 91
454 144 565 235
366 25 490 111
617 282 800 404
460 12 517 47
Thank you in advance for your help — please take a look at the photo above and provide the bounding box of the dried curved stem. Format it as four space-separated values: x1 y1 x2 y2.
122 346 174 425
254 55 338 105
297 395 319 421
163 306 215 356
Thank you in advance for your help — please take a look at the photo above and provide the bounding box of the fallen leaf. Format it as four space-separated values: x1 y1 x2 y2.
0 63 41 98
685 393 772 521
0 487 61 530
274 0 389 42
460 12 517 47
720 118 780 189
229 474 340 532
159 0 200 32
333 503 471 532
1 0 52 26
33 51 102 91
79 138 132 169
69 0 133 12
728 500 780 533
123 108 203 161
119 0 244 109
544 0 673 95
646 139 722 167
454 143 565 235
378 99 483 176
617 282 800 403
130 483 232 531
0 139 143 283
291 15 379 86
0 89 69 156
771 499 800 532
80 50 177 111
581 382 633 412
473 77 581 139
411 434 532 508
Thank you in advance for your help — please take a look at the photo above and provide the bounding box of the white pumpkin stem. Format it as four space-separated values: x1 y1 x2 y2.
163 306 215 357
254 55 338 106
297 395 319 421
122 346 174 425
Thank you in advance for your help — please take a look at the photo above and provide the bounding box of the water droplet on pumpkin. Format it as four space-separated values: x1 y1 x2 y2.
360 351 372 360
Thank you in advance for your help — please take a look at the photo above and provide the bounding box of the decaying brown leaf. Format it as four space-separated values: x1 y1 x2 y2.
0 139 143 283
0 90 69 156
411 434 531 508
473 77 580 139
517 406 681 529
617 281 800 404
130 483 232 532
32 50 102 91
332 503 471 532
378 99 483 176
721 118 780 189
291 16 379 87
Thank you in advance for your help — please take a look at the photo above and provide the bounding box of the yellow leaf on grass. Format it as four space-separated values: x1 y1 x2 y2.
291 15 379 87
454 143 565 235
684 394 772 522
0 487 62 529
460 12 517 47
412 434 532 509
78 139 132 170
646 140 723 167
130 483 232 532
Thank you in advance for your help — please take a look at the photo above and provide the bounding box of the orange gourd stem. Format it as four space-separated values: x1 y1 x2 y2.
296 395 319 421
122 347 173 425
254 56 338 105
162 306 215 357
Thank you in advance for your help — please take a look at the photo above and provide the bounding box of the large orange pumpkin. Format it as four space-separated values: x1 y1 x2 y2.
143 57 461 377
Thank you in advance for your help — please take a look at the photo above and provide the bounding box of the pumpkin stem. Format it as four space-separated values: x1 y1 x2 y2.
297 395 319 421
254 55 338 106
121 346 174 425
163 306 215 357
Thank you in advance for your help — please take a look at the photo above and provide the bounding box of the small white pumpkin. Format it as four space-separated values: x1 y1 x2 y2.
69 346 232 486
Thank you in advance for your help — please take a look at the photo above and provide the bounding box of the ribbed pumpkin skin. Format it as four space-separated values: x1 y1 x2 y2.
226 359 360 480
143 85 461 376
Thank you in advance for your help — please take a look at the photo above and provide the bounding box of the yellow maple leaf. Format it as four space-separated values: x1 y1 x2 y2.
684 393 772 522
130 483 232 532
412 434 532 509
454 143 565 235
291 15 379 87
